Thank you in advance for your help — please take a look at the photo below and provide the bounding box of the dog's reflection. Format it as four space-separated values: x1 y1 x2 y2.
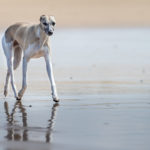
4 100 59 143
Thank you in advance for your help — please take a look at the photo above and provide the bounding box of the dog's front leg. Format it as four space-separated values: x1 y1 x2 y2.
17 57 28 100
44 54 59 102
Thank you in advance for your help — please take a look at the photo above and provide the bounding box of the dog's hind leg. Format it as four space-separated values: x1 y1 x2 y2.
4 70 10 97
2 36 10 97
3 42 22 97
6 52 18 98
2 36 18 98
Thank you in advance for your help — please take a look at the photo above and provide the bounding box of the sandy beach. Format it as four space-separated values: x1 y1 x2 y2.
0 28 150 150
0 0 150 28
1 1 150 149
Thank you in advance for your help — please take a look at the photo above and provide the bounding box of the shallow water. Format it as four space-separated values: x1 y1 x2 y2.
0 28 150 150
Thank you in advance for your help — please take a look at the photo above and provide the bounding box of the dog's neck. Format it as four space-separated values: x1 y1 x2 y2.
37 24 49 48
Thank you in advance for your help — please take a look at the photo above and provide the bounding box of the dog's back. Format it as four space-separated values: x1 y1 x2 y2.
5 23 36 45
5 23 22 43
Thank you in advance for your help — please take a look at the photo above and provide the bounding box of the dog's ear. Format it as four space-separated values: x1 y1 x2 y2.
40 15 46 22
50 16 56 23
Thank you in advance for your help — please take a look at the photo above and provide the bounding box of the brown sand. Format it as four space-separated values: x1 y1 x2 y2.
0 0 150 28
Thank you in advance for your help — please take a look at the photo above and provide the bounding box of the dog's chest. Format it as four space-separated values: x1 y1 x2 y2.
24 43 48 59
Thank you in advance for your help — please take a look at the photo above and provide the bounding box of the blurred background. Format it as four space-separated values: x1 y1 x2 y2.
0 0 150 28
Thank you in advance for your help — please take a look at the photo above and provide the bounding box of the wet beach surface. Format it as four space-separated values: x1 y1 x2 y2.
0 28 150 150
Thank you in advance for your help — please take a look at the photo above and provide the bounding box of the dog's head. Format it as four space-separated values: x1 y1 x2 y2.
40 15 56 36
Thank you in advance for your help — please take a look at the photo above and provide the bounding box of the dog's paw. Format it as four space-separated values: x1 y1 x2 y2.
16 96 22 101
16 92 22 101
4 90 8 97
53 97 59 103
16 90 22 100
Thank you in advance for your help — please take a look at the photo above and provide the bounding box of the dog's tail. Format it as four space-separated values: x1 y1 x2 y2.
13 44 22 70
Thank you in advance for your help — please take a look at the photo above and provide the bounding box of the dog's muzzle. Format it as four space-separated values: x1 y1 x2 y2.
44 26 54 36
48 31 53 36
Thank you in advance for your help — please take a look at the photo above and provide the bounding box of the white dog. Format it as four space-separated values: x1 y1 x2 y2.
2 15 59 102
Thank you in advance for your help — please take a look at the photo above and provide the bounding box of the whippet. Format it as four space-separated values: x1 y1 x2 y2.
2 15 59 102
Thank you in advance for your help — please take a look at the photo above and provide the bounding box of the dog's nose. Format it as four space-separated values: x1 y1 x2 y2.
48 31 53 36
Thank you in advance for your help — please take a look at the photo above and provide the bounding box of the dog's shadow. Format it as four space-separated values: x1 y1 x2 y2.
4 100 59 143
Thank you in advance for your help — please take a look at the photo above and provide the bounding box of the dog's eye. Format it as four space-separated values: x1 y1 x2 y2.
43 22 48 26
52 22 56 26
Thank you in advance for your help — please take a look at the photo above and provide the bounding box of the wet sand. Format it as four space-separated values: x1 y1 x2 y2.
0 28 150 150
